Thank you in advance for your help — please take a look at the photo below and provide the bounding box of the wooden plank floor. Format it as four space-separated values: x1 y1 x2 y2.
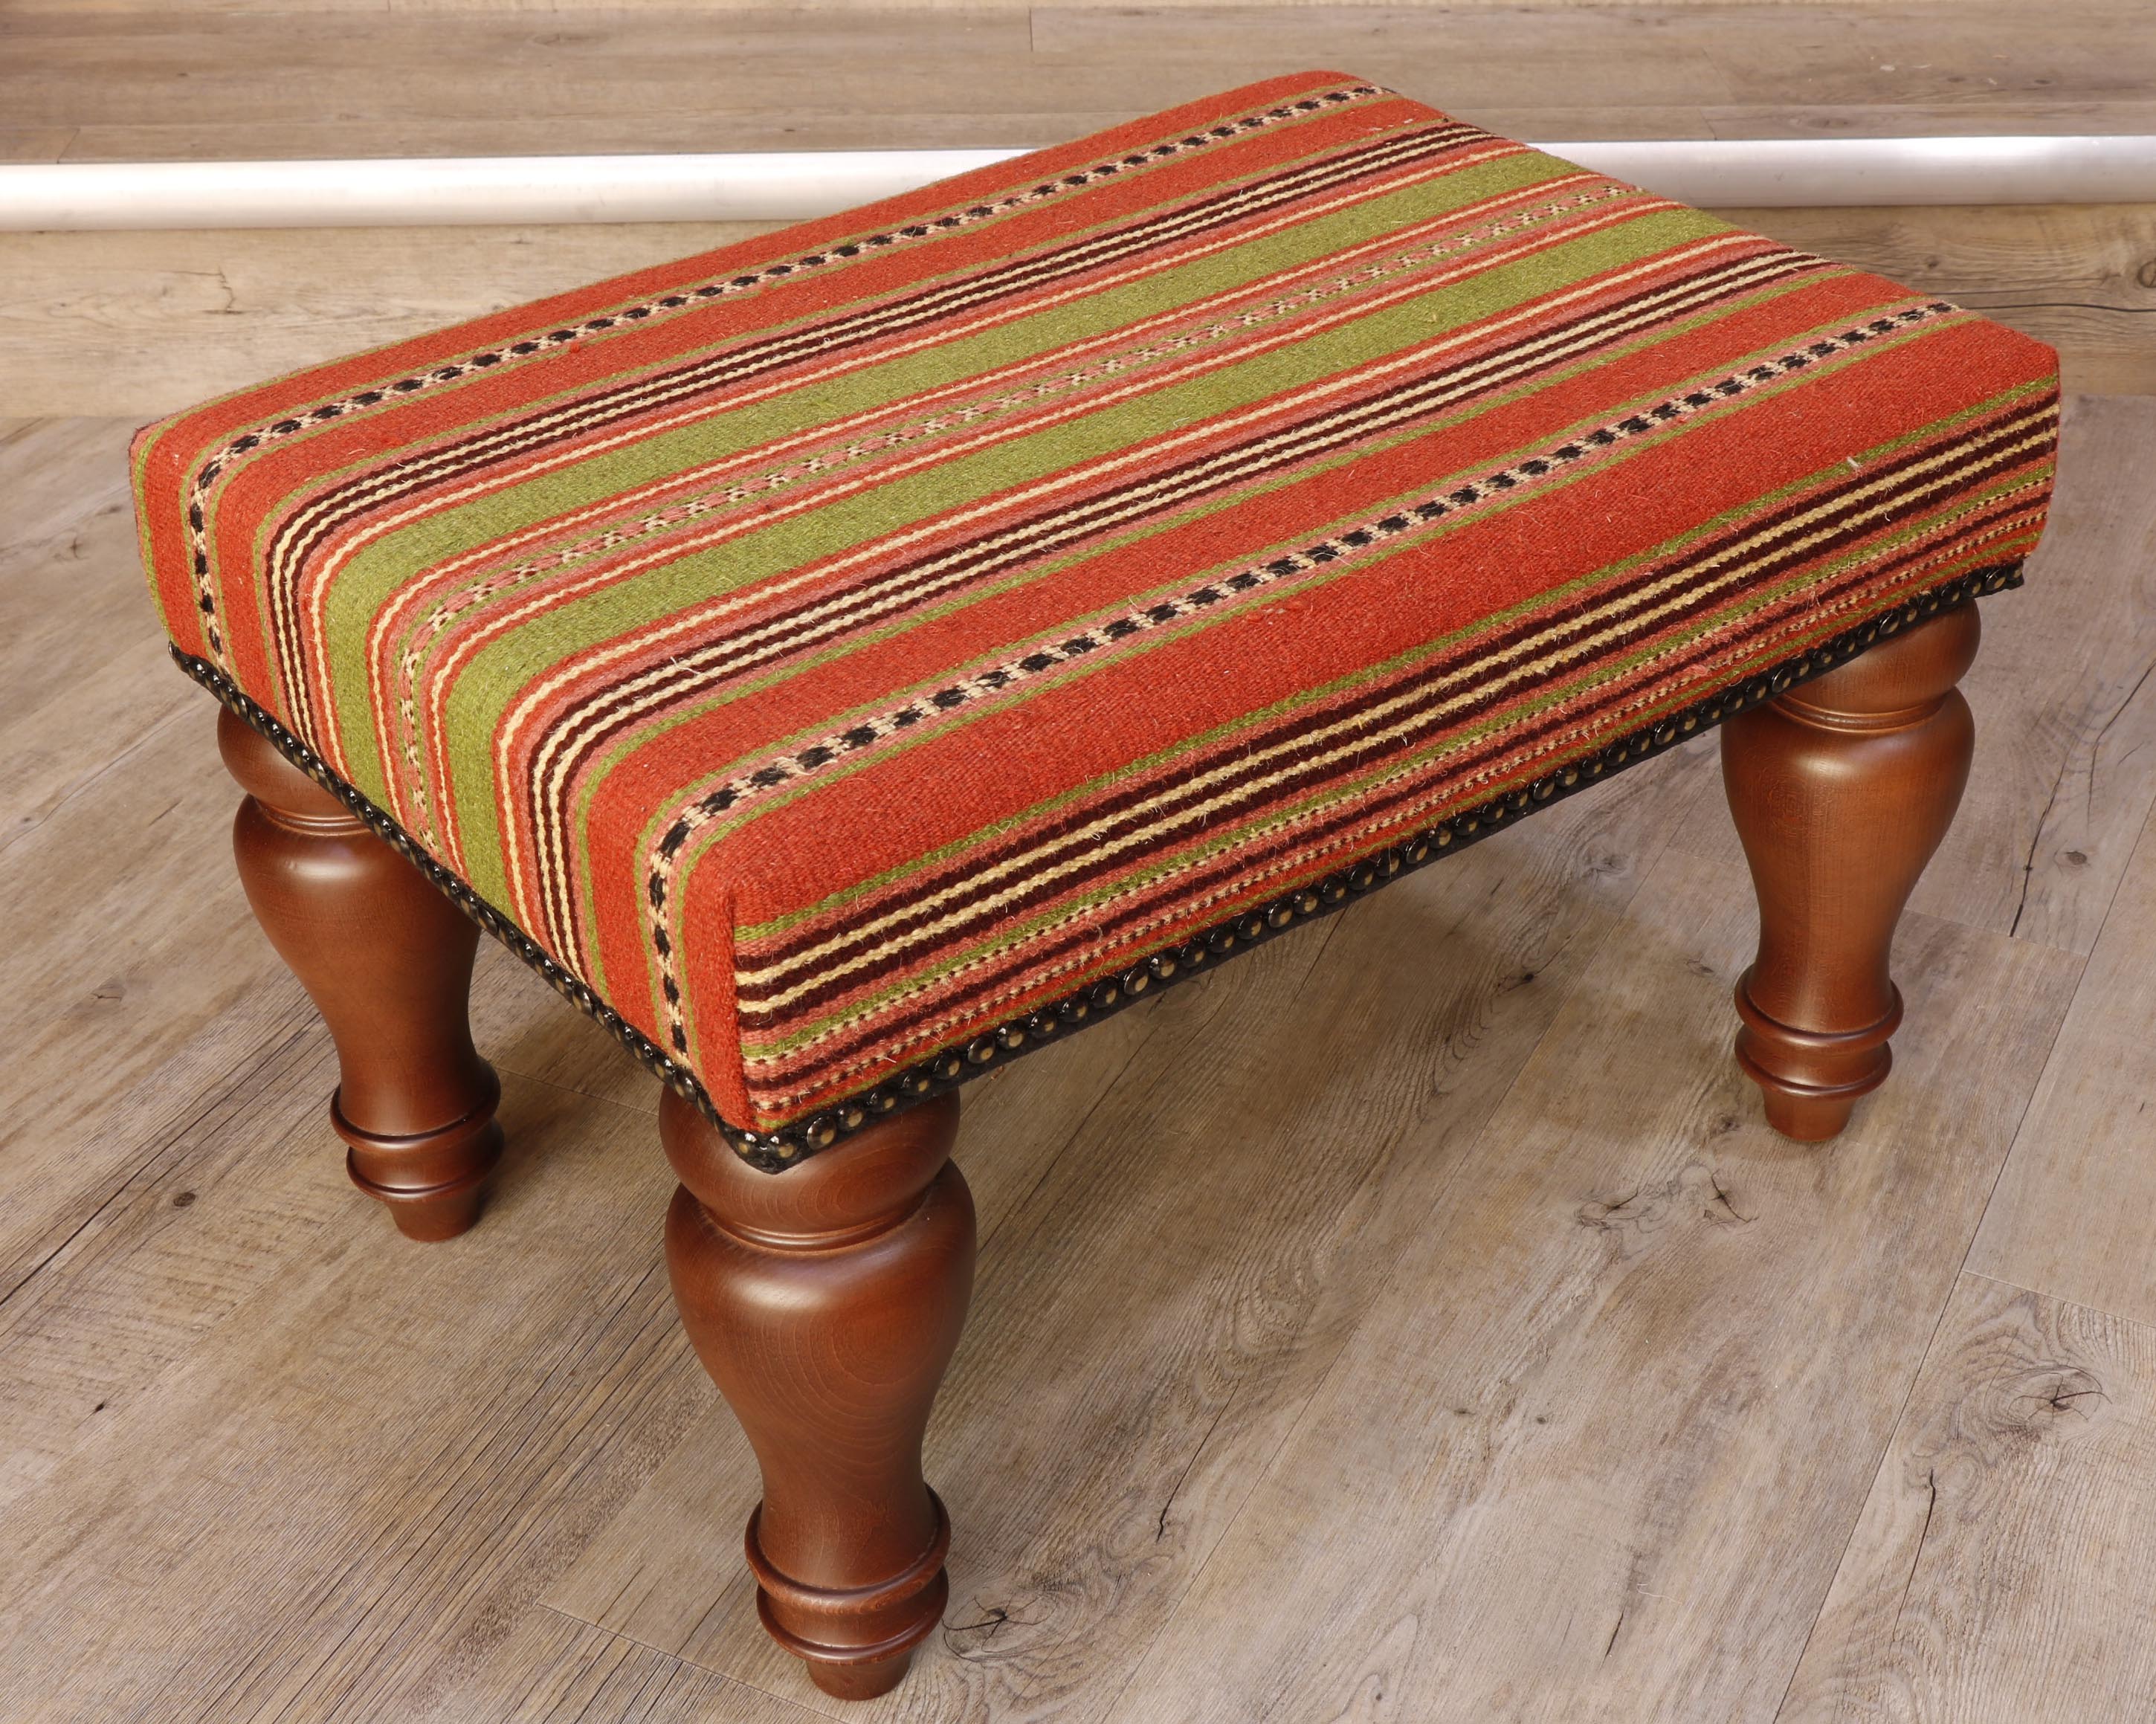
0 392 2152 1721
3 2 2155 414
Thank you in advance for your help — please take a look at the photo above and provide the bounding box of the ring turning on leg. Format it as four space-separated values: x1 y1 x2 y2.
1720 601 1981 1140
661 1089 973 1700
220 708 503 1239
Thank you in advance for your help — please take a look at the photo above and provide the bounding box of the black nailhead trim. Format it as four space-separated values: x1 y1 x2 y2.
172 562 2022 1172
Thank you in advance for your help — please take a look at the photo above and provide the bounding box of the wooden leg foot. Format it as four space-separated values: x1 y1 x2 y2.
220 708 503 1239
1721 601 1980 1141
662 1089 972 1699
339 1091 506 1241
803 1650 917 1702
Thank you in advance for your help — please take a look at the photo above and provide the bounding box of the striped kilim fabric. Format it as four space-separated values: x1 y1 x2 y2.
135 72 2062 1167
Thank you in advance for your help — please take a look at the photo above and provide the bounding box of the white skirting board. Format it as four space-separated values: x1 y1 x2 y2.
3 136 2154 231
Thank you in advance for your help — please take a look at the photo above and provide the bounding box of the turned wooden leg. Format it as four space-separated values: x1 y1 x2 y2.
661 1089 972 1700
219 708 503 1240
1721 601 1981 1140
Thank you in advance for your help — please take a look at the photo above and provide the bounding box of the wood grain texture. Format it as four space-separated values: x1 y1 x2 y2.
1969 802 2156 1326
415 1609 829 1724
1108 848 2079 1723
22 3 2142 152
0 125 77 158
1029 4 1742 106
663 1092 974 1699
0 417 659 1506
8 204 2150 419
2 0 2108 11
0 419 186 844
0 225 779 420
1781 1275 2156 1722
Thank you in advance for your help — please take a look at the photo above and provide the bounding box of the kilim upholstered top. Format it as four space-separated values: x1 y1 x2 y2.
134 72 2062 1169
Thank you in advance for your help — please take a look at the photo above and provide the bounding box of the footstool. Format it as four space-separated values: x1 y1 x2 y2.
132 71 2059 1699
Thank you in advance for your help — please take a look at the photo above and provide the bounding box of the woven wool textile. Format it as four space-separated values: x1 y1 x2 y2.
134 71 2062 1161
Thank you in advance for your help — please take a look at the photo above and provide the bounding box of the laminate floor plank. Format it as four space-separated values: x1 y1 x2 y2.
1688 4 2150 109
0 223 780 422
1968 801 2156 1326
0 419 190 848
0 700 318 1297
1781 1275 2156 1723
1108 846 2079 1723
0 11 1043 132
11 205 2151 420
0 126 75 160
416 1607 829 1724
0 417 685 1524
0 1017 343 1508
10 4 2147 157
1029 4 1742 108
0 1079 711 1724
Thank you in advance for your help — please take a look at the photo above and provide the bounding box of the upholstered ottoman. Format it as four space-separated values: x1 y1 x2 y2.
133 72 2058 1699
